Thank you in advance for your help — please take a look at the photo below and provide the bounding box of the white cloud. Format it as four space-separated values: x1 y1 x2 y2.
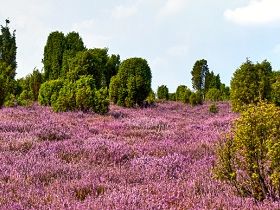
158 0 188 17
112 5 138 19
224 0 280 25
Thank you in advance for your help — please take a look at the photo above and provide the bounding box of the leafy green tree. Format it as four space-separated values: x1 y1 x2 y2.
191 59 209 94
157 85 169 100
109 57 152 107
43 31 65 80
67 48 108 89
105 54 120 87
230 59 272 112
214 102 280 201
0 19 17 77
205 71 221 92
175 85 191 103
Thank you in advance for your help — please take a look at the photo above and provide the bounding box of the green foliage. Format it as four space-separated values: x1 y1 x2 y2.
4 93 16 107
230 59 272 112
271 78 280 106
38 79 64 106
145 90 156 105
43 31 65 80
67 48 108 89
109 57 152 107
189 91 203 106
105 54 120 87
205 71 221 92
75 76 95 112
53 80 76 112
93 88 109 114
191 59 209 93
209 103 218 113
0 74 8 106
205 88 222 102
214 102 280 201
17 90 33 106
175 85 191 103
0 19 17 78
157 85 169 100
109 76 120 104
168 93 176 101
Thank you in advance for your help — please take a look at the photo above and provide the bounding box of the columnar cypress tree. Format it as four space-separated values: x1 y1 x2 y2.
43 31 65 81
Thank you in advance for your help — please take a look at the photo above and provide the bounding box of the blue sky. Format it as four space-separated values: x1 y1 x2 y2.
0 0 280 92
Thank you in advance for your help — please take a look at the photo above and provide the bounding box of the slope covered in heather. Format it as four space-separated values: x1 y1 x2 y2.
0 102 279 209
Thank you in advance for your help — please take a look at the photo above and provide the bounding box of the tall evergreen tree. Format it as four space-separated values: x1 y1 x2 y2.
0 19 17 79
191 59 209 95
43 31 65 81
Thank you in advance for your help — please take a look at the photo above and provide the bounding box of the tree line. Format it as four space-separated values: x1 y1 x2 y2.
1 20 280 115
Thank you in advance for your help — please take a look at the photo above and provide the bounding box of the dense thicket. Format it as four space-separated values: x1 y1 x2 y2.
109 58 152 107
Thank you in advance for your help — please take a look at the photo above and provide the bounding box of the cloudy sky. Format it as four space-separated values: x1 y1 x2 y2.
0 0 280 92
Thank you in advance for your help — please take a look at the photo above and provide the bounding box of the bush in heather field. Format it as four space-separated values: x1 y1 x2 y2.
209 103 218 113
205 88 222 102
38 79 64 106
93 87 110 114
17 90 33 106
75 75 96 112
4 93 16 107
145 90 156 105
109 57 152 107
175 85 192 103
52 80 76 112
189 91 203 106
214 102 280 201
157 85 169 100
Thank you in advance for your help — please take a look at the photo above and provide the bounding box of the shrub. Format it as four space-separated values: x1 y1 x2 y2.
17 90 33 106
157 85 169 100
205 88 221 102
109 57 152 107
4 93 16 107
209 103 218 113
38 79 64 106
52 80 76 112
145 90 156 106
75 76 95 112
214 102 280 201
176 85 191 103
93 87 109 114
189 92 203 106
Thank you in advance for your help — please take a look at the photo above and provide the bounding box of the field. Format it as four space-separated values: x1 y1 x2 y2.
0 102 279 209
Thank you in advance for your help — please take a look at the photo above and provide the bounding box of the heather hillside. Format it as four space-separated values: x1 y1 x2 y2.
0 102 279 209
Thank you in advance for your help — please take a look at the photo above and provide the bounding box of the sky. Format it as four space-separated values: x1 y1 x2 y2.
0 0 280 92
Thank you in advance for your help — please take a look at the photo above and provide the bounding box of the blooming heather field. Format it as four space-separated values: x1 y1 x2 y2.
0 102 280 209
